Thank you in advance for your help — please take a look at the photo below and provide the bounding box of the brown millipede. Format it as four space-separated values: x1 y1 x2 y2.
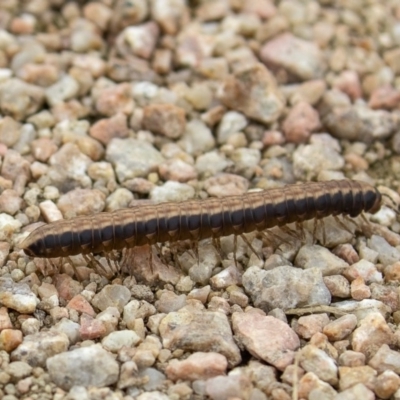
20 179 382 259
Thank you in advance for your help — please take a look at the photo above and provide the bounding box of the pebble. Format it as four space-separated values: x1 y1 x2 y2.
338 365 376 391
292 137 344 180
102 330 141 352
51 318 80 345
233 312 299 371
48 143 92 189
323 314 358 342
374 370 400 399
218 63 285 124
282 101 321 143
0 189 23 215
0 78 45 120
45 75 79 106
368 235 400 266
368 344 400 374
242 266 331 311
6 361 32 382
369 85 400 110
105 188 133 211
11 331 69 367
210 265 241 289
158 159 197 182
294 314 330 339
351 277 371 301
205 375 252 400
216 111 247 145
0 214 22 241
0 277 39 314
155 291 186 313
67 294 95 317
179 119 215 156
203 173 249 197
0 116 21 147
46 344 119 390
106 138 164 181
91 284 131 313
352 312 394 358
166 352 228 381
300 345 338 385
295 244 349 275
324 104 397 142
150 181 195 202
123 22 160 59
89 113 129 145
260 33 325 80
143 103 186 139
0 329 23 353
335 383 375 400
332 299 391 322
57 188 105 218
339 351 366 368
323 275 351 298
298 371 337 399
94 83 134 117
159 310 241 367
333 70 362 101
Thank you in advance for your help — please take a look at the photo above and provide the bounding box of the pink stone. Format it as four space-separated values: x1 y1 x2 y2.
67 294 96 317
282 101 321 143
79 314 106 340
232 312 300 371
166 352 228 381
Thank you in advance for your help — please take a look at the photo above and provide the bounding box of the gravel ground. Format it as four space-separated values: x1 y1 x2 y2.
0 0 400 399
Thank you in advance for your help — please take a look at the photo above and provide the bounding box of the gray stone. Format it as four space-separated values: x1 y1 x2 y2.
46 344 119 390
242 266 331 311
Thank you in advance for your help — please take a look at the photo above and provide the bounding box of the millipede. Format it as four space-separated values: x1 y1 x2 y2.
20 180 383 263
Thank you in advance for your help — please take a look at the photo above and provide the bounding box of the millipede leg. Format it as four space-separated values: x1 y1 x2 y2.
240 234 260 259
295 222 305 241
233 234 238 267
212 236 224 261
281 225 301 241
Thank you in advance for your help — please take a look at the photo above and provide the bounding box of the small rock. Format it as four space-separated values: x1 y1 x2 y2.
46 344 119 390
374 370 400 399
6 361 32 382
351 277 371 301
334 383 374 400
150 181 195 203
57 188 105 218
368 235 400 266
369 85 400 110
106 138 164 181
352 313 393 358
94 83 134 117
0 277 39 314
339 351 366 367
233 312 300 371
282 102 321 143
102 330 141 352
295 245 349 275
216 111 248 145
158 159 197 182
155 291 186 313
300 345 338 385
242 266 331 311
45 75 79 106
67 294 95 317
11 331 69 367
0 329 23 352
338 365 376 391
159 310 241 367
294 314 330 339
323 275 350 298
205 375 252 400
323 314 357 342
218 63 285 124
143 103 186 139
344 259 383 284
166 352 228 381
179 119 215 156
368 344 400 374
89 113 129 145
91 284 131 313
260 33 325 80
123 22 160 59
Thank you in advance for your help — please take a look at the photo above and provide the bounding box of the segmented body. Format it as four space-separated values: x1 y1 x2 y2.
20 180 382 258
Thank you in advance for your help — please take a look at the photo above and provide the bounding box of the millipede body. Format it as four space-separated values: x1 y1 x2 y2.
20 180 382 259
